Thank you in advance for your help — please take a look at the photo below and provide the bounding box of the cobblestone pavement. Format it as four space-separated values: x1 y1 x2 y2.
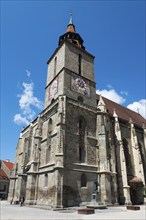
1 201 146 220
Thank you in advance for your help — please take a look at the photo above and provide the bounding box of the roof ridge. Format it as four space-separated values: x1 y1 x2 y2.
96 93 145 120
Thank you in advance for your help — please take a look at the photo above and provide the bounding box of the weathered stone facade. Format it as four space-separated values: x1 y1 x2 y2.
8 18 146 208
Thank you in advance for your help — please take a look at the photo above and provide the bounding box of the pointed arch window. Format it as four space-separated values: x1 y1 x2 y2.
48 118 52 133
123 139 134 177
78 54 82 75
79 116 86 163
54 57 57 76
46 118 52 163
81 173 87 187
44 173 48 187
138 142 146 183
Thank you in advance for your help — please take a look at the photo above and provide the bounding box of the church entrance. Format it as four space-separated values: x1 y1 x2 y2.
129 177 144 205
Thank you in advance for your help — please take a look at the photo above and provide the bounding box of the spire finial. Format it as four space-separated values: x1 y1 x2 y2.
69 11 73 25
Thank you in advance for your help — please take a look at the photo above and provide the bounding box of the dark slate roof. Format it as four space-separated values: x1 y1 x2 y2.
96 94 146 127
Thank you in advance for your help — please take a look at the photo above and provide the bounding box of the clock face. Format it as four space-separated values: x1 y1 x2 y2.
71 74 90 97
48 79 58 100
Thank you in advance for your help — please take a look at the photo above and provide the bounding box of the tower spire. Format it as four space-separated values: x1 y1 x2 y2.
66 12 76 33
69 12 73 25
58 13 85 50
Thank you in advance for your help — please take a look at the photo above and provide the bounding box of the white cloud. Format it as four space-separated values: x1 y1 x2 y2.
96 89 125 104
121 91 128 96
127 99 146 119
14 82 43 126
107 84 113 89
18 82 43 110
13 114 29 126
26 69 31 77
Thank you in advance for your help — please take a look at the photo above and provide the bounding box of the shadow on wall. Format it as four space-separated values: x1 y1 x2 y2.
63 185 81 207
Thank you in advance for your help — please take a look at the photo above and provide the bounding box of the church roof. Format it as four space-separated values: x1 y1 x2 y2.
96 94 146 127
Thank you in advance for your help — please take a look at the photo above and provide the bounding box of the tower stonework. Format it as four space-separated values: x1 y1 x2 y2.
8 17 146 208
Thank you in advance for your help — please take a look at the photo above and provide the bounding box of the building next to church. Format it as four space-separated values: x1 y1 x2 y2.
8 16 146 208
0 160 14 200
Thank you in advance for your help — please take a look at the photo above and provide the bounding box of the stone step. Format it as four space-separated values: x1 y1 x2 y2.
126 205 140 210
78 208 95 215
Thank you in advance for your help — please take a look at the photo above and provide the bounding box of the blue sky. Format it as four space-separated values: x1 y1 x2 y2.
1 0 145 162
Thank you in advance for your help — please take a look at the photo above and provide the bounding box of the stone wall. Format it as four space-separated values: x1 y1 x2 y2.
63 170 96 207
37 172 55 207
65 42 95 82
46 44 65 86
65 101 97 165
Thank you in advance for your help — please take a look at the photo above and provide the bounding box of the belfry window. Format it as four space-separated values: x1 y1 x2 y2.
54 57 57 76
48 118 52 132
78 54 82 75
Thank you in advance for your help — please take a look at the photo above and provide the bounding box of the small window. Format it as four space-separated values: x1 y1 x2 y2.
48 118 52 132
49 118 52 125
79 116 85 130
4 185 6 191
16 163 18 173
72 40 77 45
51 98 55 104
78 96 84 103
44 174 48 187
81 173 87 187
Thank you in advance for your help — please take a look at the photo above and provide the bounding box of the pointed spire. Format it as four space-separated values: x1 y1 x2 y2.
142 122 146 129
69 12 73 25
97 95 107 113
66 12 76 33
113 108 118 118
129 117 133 124
58 13 85 50
113 109 119 122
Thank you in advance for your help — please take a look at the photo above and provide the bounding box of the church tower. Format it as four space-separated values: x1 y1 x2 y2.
44 14 96 109
8 15 98 208
42 15 98 207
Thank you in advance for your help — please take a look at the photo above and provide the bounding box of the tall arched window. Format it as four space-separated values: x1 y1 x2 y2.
46 118 52 163
79 116 86 163
44 173 48 187
54 57 57 76
48 118 52 133
138 142 146 183
123 139 134 178
81 173 87 187
78 54 82 75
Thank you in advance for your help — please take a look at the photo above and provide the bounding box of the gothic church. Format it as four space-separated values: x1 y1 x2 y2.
8 16 146 208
